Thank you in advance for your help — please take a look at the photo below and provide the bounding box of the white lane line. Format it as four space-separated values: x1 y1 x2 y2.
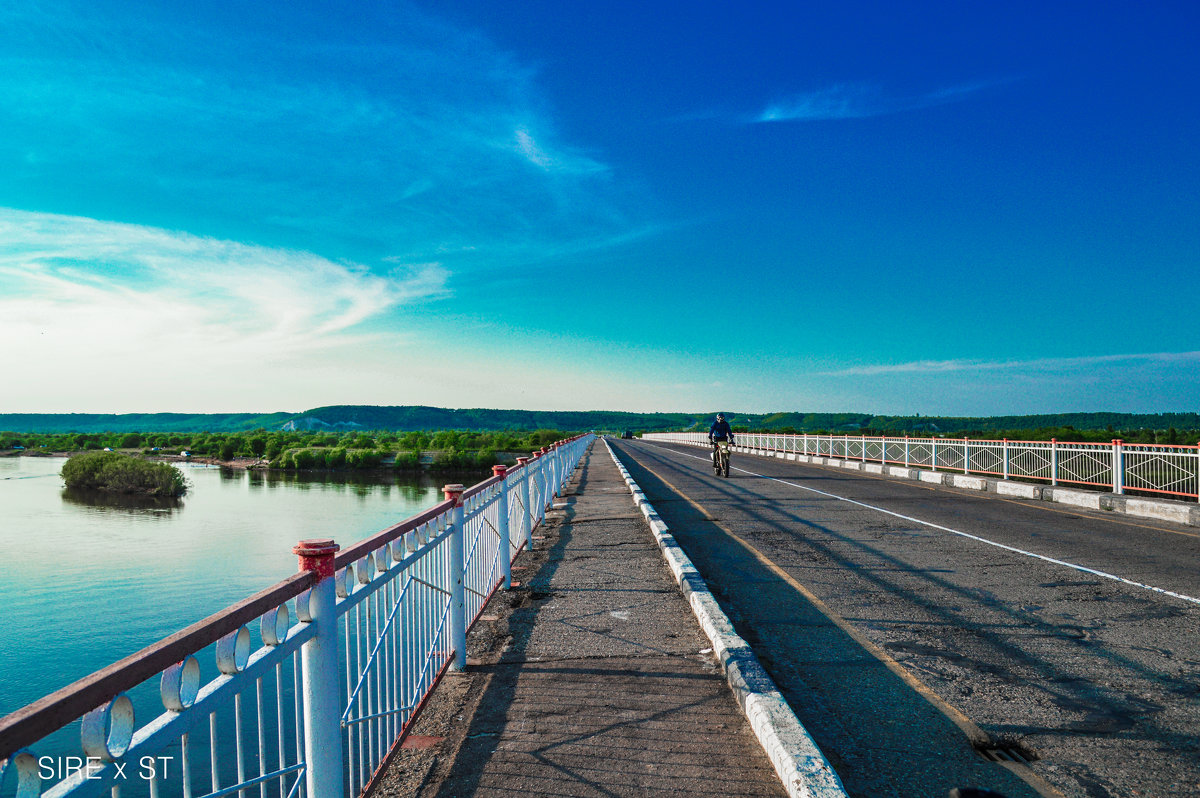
649 443 1200 608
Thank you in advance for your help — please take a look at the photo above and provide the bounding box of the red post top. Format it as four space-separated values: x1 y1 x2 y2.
531 450 542 459
1113 439 1124 445
294 538 340 579
516 457 529 466
492 465 508 478
443 483 465 506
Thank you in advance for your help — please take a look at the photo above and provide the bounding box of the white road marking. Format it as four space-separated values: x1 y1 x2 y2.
647 443 1200 608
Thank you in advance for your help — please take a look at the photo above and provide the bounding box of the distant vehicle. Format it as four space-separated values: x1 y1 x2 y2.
621 430 634 439
12 445 25 450
103 447 113 452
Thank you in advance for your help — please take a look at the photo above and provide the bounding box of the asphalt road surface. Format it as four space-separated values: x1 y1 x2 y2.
608 438 1200 798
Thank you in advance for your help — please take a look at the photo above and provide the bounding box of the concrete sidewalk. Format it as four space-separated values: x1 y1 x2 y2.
374 444 786 798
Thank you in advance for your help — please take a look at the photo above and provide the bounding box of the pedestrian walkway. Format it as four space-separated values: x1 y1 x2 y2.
377 444 786 797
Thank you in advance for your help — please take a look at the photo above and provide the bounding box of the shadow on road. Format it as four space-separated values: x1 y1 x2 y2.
613 441 1052 798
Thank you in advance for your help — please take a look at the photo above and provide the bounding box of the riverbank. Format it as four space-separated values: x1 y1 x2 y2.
0 448 521 474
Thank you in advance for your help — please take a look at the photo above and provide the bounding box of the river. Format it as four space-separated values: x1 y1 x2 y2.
0 454 476 718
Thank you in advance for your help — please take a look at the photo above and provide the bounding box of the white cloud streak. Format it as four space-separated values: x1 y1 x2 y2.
755 79 1009 123
0 208 447 410
0 2 638 272
512 127 608 175
815 351 1200 378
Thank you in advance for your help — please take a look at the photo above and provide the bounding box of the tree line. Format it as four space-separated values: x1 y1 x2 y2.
735 425 1199 445
0 429 571 470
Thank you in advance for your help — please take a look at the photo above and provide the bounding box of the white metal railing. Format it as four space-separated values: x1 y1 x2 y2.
642 431 1200 502
0 435 593 798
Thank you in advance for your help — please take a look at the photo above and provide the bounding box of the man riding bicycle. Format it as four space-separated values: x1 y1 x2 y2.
708 413 735 475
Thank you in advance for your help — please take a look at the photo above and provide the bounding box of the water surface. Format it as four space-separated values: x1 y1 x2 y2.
0 455 468 716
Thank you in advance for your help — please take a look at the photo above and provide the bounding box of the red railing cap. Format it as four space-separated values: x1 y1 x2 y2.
293 539 339 557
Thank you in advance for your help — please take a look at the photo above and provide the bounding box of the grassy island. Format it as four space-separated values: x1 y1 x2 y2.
62 451 188 497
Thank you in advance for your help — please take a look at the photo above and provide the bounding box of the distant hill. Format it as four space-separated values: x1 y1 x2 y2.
0 412 294 433
1 406 1196 435
281 406 716 433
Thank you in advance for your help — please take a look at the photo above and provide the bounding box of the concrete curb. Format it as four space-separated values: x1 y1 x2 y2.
718 446 1200 528
603 439 848 798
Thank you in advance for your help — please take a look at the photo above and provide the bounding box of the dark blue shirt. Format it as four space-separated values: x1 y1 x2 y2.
709 419 734 441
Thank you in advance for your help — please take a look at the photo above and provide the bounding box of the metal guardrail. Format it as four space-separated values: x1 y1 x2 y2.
642 432 1200 502
0 434 593 798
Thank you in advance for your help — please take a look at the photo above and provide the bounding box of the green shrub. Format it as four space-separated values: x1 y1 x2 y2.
346 449 382 469
290 449 317 469
393 450 421 470
62 452 187 497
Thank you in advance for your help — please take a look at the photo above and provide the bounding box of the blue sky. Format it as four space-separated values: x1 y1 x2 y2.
1 1 1197 415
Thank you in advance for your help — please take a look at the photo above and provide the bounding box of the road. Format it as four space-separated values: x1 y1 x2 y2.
608 438 1200 798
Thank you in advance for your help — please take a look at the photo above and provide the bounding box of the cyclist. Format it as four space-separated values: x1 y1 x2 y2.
708 413 735 471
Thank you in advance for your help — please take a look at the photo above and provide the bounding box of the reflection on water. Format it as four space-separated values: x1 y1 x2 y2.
61 486 184 513
0 456 489 721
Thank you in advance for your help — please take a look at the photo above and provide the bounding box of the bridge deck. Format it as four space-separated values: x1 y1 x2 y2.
609 438 1200 798
370 444 786 797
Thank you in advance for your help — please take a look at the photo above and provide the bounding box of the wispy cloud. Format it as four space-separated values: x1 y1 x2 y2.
754 79 1010 123
815 351 1200 378
513 127 608 175
0 209 447 397
0 2 638 272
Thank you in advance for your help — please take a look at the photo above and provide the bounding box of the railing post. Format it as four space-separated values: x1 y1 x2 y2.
963 437 970 475
904 435 910 467
293 539 345 798
443 484 467 671
516 457 532 547
492 466 512 589
1051 438 1058 486
932 438 938 472
1003 438 1010 480
861 435 866 463
553 444 563 496
1112 440 1125 495
532 450 544 514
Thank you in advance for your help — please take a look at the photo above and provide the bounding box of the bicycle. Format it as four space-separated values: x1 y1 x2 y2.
711 439 731 478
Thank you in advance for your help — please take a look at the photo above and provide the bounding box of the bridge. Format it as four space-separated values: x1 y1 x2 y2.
2 432 1198 797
